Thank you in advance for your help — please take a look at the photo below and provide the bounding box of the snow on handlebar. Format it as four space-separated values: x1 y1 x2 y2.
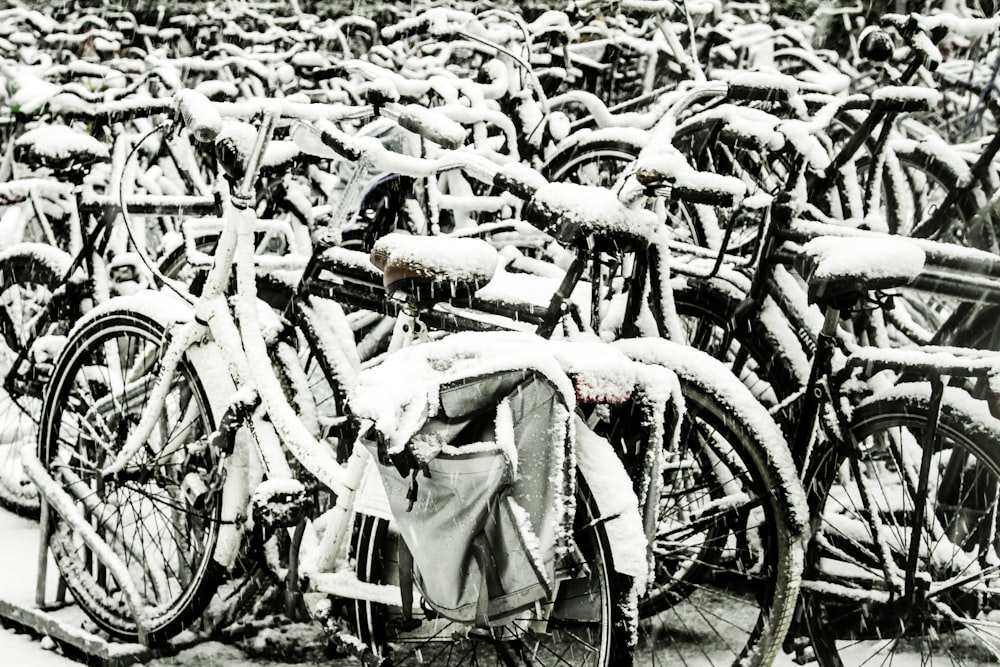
176 89 223 143
291 118 496 183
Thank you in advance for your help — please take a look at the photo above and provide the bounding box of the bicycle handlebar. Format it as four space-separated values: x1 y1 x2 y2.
177 89 222 143
395 104 468 150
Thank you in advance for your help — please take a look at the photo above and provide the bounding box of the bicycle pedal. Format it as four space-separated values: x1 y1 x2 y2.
786 635 817 664
251 478 310 528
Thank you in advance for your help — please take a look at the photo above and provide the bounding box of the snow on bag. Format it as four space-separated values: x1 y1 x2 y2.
353 349 573 624
350 331 668 622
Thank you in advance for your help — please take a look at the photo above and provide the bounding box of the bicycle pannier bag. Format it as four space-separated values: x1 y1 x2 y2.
364 367 574 625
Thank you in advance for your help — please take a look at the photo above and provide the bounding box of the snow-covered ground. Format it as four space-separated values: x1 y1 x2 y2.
0 489 976 667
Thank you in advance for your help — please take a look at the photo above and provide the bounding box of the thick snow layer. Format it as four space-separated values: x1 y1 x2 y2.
573 415 649 589
635 148 747 201
370 233 499 286
872 85 942 108
349 331 576 451
799 235 925 286
530 182 660 240
14 124 110 160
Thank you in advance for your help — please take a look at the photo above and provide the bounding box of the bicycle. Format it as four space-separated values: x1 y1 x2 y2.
21 93 648 665
645 150 1000 662
288 114 808 666
770 228 1000 665
0 94 224 518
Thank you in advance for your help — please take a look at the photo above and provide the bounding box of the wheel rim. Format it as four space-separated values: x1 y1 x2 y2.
40 315 222 641
807 403 1000 664
634 393 789 666
0 268 59 516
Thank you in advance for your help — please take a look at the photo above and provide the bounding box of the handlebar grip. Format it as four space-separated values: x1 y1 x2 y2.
492 163 547 200
668 184 739 208
176 89 222 143
396 104 468 150
635 166 745 207
380 15 433 41
726 80 793 102
319 124 362 162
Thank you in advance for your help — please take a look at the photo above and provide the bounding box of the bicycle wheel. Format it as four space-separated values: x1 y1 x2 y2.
38 306 226 644
671 113 795 253
670 275 806 430
542 135 642 188
802 386 1000 665
352 475 634 666
0 244 71 518
621 346 805 667
892 140 995 248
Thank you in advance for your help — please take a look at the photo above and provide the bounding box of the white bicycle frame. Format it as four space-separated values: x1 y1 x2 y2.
22 95 655 644
20 103 422 641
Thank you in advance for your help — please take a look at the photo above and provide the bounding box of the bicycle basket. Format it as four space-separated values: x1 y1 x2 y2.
361 367 575 626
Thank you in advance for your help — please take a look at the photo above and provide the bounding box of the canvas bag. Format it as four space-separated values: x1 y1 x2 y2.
365 367 573 625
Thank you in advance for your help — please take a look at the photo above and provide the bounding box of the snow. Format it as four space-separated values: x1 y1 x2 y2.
2 0 995 663
370 232 499 287
573 415 650 589
872 85 943 108
612 337 810 532
918 13 1000 36
13 125 110 161
799 235 926 286
634 148 748 201
529 181 661 240
0 241 71 276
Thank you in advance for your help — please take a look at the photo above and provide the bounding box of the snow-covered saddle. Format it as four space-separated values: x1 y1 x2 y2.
14 124 110 175
524 181 660 249
796 234 926 308
370 232 499 306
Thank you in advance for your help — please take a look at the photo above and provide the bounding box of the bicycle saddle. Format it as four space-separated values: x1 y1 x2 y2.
14 124 110 176
796 235 926 309
370 233 499 307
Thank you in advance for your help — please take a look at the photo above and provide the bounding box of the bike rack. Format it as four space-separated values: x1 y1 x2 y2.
18 446 152 645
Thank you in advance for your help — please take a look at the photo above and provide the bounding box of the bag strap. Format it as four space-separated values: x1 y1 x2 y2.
397 538 421 631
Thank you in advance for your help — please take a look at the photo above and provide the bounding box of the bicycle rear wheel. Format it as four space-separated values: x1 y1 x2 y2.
38 306 226 644
542 135 642 188
352 475 634 667
802 386 1000 665
670 275 806 431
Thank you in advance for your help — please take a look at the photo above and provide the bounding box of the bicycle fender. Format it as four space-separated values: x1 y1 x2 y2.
613 337 810 536
573 414 650 592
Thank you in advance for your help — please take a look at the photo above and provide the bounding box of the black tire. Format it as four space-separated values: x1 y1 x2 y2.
671 114 795 253
621 345 805 667
38 307 226 644
0 244 72 518
892 140 996 248
352 475 634 667
802 387 1000 665
671 275 806 435
543 134 719 249
542 136 642 188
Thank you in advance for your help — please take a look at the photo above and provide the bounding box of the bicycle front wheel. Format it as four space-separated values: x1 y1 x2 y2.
38 306 226 644
803 386 1000 665
351 475 634 667
630 364 805 667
